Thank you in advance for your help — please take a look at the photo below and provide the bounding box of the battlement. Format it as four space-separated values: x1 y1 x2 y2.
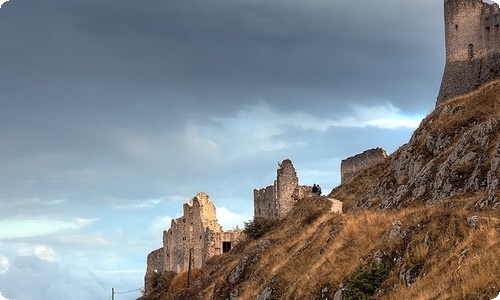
341 148 388 184
437 0 500 104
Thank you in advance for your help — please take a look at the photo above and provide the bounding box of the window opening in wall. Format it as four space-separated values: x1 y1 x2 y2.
455 24 459 29
468 44 474 60
222 242 232 253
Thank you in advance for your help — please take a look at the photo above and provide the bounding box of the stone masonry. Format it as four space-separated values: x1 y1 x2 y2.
254 159 315 220
437 0 500 104
144 192 241 294
341 148 388 184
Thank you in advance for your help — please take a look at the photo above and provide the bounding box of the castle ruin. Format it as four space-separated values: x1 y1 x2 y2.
437 0 500 104
340 148 388 184
254 159 315 220
144 192 241 294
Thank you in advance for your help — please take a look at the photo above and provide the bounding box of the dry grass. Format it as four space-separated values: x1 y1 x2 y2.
141 199 500 300
330 80 500 212
140 81 500 300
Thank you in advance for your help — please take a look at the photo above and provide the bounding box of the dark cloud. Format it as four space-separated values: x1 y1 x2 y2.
0 0 443 116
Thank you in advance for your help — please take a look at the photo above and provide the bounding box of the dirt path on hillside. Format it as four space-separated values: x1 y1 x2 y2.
327 198 343 213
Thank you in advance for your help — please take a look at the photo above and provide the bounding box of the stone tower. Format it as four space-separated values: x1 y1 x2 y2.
437 0 500 104
254 159 314 220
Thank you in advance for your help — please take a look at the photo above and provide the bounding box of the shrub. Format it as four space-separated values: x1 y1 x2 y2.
345 260 389 300
243 217 271 239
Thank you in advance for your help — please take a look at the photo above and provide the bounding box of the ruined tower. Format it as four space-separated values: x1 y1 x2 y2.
437 0 500 104
254 159 314 220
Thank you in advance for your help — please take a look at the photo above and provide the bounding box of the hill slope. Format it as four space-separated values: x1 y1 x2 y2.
331 80 500 212
139 81 500 300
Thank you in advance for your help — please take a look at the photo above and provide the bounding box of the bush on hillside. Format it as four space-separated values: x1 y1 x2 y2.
345 260 389 300
243 217 271 239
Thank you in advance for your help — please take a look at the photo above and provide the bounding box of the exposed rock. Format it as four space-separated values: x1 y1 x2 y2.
333 283 345 300
321 286 329 300
228 256 248 284
467 216 480 229
389 220 402 240
333 81 500 212
258 239 271 252
228 289 238 300
257 286 273 300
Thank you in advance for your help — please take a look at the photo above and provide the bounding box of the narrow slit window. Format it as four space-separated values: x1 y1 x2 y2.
468 44 474 60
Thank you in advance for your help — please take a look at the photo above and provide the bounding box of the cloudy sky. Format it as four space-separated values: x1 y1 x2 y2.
0 0 448 299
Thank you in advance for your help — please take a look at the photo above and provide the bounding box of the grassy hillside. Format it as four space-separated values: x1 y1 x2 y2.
139 196 500 299
331 80 500 212
139 81 500 300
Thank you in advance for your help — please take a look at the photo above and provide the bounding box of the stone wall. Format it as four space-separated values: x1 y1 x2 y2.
144 192 242 295
144 248 164 294
254 159 316 220
341 148 388 184
253 183 277 220
276 159 299 219
437 0 500 104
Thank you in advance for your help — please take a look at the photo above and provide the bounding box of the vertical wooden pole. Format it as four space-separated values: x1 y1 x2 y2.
112 287 114 300
187 248 193 288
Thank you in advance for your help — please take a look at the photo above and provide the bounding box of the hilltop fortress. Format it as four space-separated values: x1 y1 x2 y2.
437 0 500 104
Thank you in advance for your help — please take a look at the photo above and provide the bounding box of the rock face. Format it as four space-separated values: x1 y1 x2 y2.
333 80 500 211
144 192 242 294
437 0 500 104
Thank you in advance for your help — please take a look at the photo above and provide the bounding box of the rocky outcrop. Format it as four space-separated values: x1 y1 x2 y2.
332 81 500 211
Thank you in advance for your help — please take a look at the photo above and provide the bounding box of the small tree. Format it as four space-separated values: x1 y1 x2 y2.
345 260 389 300
243 217 271 239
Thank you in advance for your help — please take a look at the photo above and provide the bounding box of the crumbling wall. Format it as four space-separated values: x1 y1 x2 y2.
163 192 222 273
253 183 278 220
437 0 500 104
293 185 316 200
341 148 388 184
254 159 315 221
145 192 242 293
144 248 164 294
